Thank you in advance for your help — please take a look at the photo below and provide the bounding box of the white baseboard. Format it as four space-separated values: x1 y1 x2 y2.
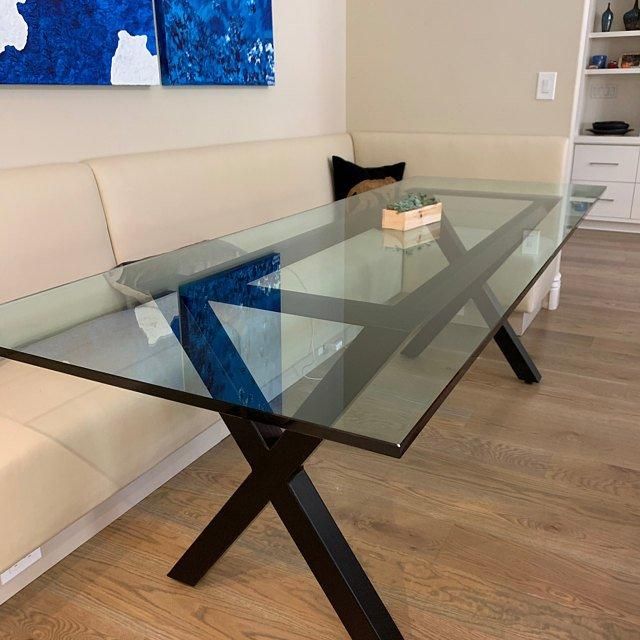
580 219 640 233
0 421 229 606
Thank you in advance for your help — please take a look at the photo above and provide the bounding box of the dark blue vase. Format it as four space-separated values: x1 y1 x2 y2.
624 0 640 30
602 3 614 32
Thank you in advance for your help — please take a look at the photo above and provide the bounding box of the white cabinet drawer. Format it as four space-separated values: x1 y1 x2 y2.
572 145 640 182
574 180 633 219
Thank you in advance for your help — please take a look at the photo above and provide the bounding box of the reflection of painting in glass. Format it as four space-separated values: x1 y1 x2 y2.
154 0 275 85
178 254 281 413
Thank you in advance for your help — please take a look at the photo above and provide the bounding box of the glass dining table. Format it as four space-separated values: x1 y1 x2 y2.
0 176 603 640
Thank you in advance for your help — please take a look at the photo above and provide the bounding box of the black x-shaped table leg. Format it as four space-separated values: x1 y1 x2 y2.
402 215 541 385
169 414 405 640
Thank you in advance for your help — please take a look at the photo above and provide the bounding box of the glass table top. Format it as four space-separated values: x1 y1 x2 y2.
0 177 604 456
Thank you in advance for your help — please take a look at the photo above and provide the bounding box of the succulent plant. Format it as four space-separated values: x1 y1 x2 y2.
387 192 439 213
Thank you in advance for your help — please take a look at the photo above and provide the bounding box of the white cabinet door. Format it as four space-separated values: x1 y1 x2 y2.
574 180 634 220
573 145 640 183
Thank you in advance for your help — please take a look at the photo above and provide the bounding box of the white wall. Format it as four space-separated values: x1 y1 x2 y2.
0 0 346 169
347 0 585 137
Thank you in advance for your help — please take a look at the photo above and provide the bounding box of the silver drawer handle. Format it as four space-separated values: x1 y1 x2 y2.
600 198 615 202
589 161 620 166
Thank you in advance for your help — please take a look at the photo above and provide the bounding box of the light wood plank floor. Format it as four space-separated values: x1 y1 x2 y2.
1 229 640 639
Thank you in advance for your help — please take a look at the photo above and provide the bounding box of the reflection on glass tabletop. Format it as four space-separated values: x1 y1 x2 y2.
0 177 604 456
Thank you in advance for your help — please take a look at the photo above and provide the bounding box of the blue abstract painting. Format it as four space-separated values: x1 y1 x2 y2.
0 0 159 85
154 0 275 85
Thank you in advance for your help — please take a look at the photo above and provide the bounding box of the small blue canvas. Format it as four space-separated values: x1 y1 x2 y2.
154 0 275 86
0 0 158 85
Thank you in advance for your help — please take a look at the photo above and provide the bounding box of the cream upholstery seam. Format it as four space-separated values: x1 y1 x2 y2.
82 162 118 267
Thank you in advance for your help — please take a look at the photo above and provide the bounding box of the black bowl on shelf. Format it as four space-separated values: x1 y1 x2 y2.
588 121 633 136
592 120 629 130
587 128 635 136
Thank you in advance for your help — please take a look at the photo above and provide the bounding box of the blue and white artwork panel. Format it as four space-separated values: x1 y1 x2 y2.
154 0 275 86
0 0 159 85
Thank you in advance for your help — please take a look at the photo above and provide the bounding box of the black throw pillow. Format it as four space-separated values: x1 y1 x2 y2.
331 156 406 201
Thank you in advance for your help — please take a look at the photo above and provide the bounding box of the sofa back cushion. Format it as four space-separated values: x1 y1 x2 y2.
0 164 117 304
87 134 355 265
352 132 569 319
351 132 569 183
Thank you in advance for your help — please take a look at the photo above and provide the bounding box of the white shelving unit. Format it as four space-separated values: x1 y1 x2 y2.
575 133 640 143
585 67 640 74
570 0 640 231
589 29 640 37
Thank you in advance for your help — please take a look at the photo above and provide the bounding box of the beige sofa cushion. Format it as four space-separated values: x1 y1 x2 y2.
0 290 220 572
0 274 126 349
0 163 116 304
351 132 569 317
87 134 355 264
351 132 569 183
0 361 217 573
0 164 222 573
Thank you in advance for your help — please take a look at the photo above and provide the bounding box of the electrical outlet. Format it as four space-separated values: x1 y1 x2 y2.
590 85 617 99
0 548 42 584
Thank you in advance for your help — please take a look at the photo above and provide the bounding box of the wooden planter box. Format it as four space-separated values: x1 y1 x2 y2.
383 224 440 251
381 202 443 232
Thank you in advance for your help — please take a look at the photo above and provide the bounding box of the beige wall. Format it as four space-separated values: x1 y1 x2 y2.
347 0 585 136
0 0 346 169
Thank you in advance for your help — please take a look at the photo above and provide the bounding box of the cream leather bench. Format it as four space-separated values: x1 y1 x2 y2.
0 134 353 602
0 164 222 601
0 132 567 602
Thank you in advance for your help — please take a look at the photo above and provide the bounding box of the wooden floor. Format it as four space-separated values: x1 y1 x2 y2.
2 229 640 640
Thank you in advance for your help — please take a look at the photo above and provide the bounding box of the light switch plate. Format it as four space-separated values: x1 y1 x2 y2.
522 230 541 256
536 72 557 100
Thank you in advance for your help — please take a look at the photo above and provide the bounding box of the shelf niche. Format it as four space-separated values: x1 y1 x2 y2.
592 0 640 34
579 1 640 137
590 29 640 37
